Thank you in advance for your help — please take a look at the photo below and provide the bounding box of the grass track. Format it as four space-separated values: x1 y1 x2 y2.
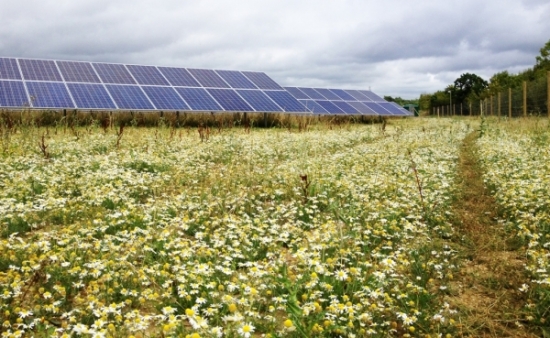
449 130 537 338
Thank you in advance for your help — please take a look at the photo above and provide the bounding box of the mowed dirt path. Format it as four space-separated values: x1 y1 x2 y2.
448 131 538 338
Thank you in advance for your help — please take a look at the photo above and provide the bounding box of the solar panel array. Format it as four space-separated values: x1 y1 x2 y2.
0 57 412 116
283 87 411 116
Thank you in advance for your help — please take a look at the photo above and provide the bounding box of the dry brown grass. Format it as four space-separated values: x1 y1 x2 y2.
448 131 539 338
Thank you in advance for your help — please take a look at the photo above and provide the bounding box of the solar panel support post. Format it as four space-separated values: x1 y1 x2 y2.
176 111 180 127
263 112 267 128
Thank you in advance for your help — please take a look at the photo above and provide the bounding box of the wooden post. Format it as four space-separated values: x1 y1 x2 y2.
547 71 550 119
469 102 472 116
523 81 527 117
498 92 501 117
508 88 512 118
460 103 463 116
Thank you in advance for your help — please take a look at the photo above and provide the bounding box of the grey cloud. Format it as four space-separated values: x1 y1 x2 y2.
0 0 548 99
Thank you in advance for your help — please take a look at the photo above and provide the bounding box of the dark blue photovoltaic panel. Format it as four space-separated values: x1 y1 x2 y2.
175 87 223 111
26 82 75 108
283 87 310 100
359 90 384 102
329 89 356 101
105 85 154 110
347 101 378 115
242 71 283 90
0 58 22 80
297 87 325 100
314 88 341 100
378 102 408 115
0 81 29 107
332 101 360 114
67 83 116 109
188 69 230 88
362 102 392 115
19 59 63 81
141 86 190 110
390 102 413 115
216 70 258 89
57 61 101 83
236 90 283 112
299 99 329 114
264 90 308 112
92 63 136 84
158 67 201 87
207 88 254 112
345 89 370 101
127 65 170 86
315 100 346 114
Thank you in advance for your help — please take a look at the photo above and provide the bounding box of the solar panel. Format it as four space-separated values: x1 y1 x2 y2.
127 65 170 86
0 57 409 116
263 91 308 112
26 82 75 108
297 87 325 100
0 81 29 107
329 89 356 101
92 63 137 84
67 83 116 109
332 101 360 114
347 101 378 115
216 70 258 89
299 99 329 114
242 71 283 90
345 89 370 101
19 59 63 82
105 85 154 110
0 58 22 80
314 88 341 101
175 87 223 111
378 102 408 115
158 67 201 87
141 86 190 110
206 88 254 112
57 61 101 83
359 90 384 102
283 87 310 100
362 102 392 115
314 100 346 115
390 102 413 115
236 90 283 112
188 69 230 88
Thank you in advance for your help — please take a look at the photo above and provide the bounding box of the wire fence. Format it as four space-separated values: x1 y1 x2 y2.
432 72 550 118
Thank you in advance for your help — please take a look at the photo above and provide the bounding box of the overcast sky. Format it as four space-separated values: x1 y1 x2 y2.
1 0 549 99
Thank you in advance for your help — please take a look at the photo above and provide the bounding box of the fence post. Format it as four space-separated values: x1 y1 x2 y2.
508 88 512 118
469 102 472 116
498 92 501 117
523 81 527 117
547 71 550 119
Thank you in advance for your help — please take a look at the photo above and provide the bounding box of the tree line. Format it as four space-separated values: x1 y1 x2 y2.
419 39 550 114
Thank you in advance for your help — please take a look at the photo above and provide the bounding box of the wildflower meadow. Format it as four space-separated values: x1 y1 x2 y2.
0 116 548 337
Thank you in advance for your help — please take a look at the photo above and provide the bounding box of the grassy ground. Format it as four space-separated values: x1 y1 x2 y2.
448 130 536 337
0 116 549 337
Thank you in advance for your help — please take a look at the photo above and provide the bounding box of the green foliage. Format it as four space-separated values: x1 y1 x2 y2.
453 73 489 104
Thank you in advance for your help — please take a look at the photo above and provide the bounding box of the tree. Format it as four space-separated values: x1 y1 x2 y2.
535 39 550 72
488 71 520 94
453 73 488 104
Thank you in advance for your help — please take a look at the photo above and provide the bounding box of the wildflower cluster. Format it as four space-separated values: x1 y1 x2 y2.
477 119 550 327
0 119 466 337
